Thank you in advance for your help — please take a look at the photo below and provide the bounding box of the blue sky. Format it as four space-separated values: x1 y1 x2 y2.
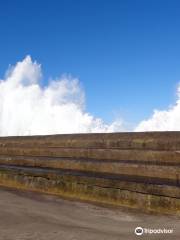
1 0 180 127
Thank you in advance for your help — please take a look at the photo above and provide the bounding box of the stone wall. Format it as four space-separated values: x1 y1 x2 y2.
0 132 179 215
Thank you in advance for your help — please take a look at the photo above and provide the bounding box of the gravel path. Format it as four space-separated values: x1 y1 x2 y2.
0 187 179 240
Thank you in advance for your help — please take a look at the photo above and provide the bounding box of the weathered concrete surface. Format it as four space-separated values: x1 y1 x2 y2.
0 132 179 215
0 165 180 215
0 187 179 240
1 131 180 150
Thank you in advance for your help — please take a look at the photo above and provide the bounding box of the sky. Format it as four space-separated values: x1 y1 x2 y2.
1 0 180 135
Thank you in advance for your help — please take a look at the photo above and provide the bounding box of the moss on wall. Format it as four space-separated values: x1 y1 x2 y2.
0 132 179 215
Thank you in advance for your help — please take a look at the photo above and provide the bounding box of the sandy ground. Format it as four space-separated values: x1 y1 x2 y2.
0 187 179 240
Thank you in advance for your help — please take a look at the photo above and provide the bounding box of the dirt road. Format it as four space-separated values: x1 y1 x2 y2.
0 187 179 240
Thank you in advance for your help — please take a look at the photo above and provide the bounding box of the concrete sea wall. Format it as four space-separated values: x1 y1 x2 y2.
0 132 179 215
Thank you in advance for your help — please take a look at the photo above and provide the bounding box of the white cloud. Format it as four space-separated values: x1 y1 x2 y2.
135 84 180 131
0 56 125 136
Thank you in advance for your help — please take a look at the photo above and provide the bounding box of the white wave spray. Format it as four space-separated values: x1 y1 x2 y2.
135 85 180 131
0 56 124 136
